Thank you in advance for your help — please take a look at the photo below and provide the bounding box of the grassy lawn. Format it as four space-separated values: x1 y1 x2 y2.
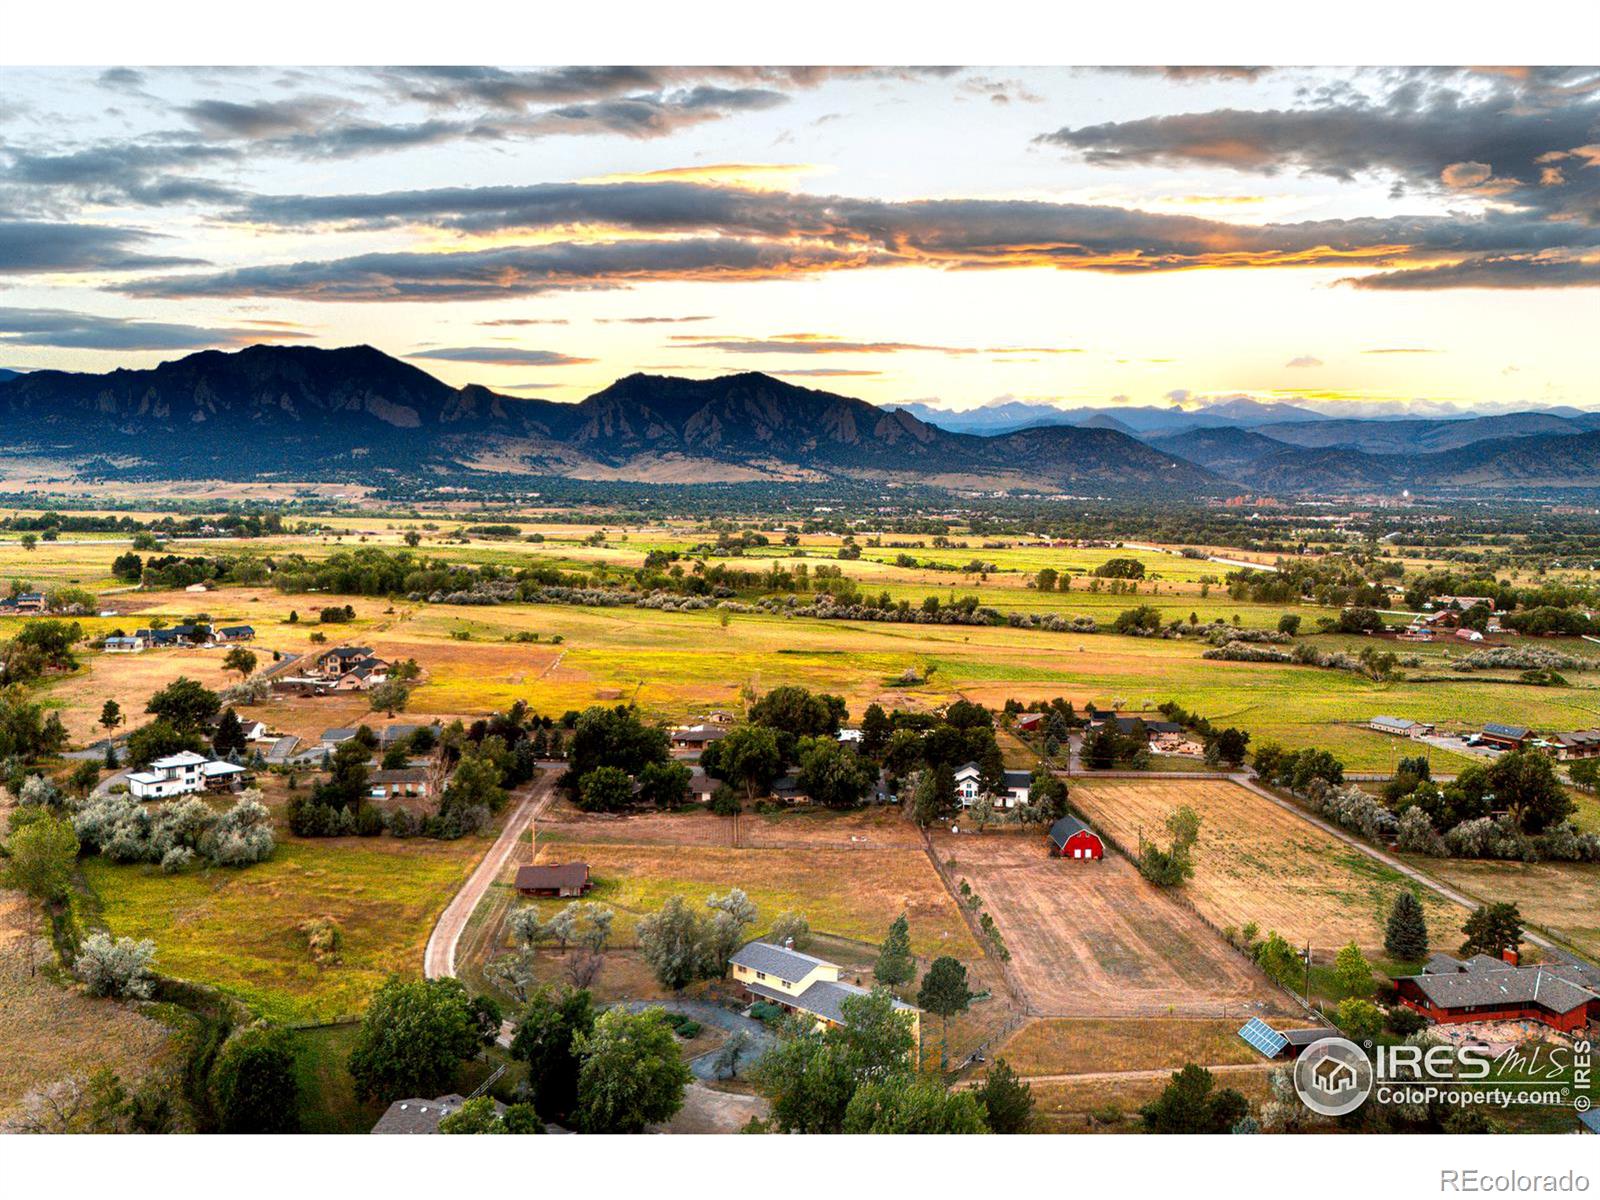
82 834 488 1024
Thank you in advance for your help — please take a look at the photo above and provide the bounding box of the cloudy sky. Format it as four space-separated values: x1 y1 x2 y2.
2 64 1598 415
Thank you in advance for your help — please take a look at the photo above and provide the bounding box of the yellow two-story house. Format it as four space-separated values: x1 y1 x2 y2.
729 940 920 1052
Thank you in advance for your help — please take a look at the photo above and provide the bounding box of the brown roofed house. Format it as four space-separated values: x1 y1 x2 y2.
515 863 593 898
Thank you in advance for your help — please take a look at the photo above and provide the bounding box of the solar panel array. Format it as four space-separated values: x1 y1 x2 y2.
1237 1017 1288 1059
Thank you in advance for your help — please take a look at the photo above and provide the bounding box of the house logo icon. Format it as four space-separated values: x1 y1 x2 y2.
1293 1037 1374 1117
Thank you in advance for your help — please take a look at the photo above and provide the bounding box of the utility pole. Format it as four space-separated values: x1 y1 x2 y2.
1304 939 1312 1005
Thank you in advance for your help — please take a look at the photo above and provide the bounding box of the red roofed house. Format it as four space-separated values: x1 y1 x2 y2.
1395 952 1600 1034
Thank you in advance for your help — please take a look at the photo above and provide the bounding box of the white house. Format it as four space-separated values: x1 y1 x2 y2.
953 761 1032 809
103 635 146 653
127 751 246 799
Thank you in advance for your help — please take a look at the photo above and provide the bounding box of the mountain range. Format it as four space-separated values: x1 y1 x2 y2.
2 344 1598 496
0 345 1216 493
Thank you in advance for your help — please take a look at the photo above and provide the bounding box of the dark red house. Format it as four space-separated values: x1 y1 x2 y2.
1047 815 1105 860
1395 953 1600 1033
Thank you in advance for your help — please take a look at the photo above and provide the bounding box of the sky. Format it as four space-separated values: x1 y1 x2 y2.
1 64 1597 416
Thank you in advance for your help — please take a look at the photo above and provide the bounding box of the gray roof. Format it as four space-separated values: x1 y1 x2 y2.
371 1094 497 1134
320 727 357 743
1002 770 1032 789
1402 960 1599 1014
1281 1027 1339 1047
730 939 835 985
744 977 916 1026
1580 1110 1600 1134
370 768 429 784
1048 814 1097 847
1482 722 1530 740
1371 716 1417 730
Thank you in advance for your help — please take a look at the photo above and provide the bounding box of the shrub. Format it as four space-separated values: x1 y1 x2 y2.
75 933 156 999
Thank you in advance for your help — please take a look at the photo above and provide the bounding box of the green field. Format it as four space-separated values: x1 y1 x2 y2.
81 835 486 1024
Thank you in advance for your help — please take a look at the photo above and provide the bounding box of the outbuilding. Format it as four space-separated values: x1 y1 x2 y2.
1048 814 1104 860
514 862 593 898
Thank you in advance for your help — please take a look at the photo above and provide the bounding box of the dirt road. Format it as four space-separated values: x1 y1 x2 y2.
423 773 557 982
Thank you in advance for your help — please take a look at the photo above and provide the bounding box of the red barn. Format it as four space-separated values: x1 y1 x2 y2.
1048 815 1104 860
1395 953 1600 1033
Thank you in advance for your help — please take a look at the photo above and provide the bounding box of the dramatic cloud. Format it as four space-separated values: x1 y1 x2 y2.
1 142 245 208
476 317 570 326
406 346 594 366
0 221 202 274
1037 76 1600 231
194 179 1600 299
1362 346 1438 354
1345 254 1600 290
183 96 341 138
1285 355 1323 367
120 238 884 301
0 307 306 351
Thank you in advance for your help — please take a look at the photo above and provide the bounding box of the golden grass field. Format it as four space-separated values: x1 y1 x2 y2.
996 1017 1265 1077
1069 778 1468 955
11 519 1600 770
1029 1065 1277 1132
523 838 977 959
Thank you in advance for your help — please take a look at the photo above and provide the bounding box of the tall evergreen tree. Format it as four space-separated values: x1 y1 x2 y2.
874 914 914 988
916 955 973 1071
1384 890 1430 961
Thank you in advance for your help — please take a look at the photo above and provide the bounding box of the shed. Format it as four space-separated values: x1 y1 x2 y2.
514 862 593 898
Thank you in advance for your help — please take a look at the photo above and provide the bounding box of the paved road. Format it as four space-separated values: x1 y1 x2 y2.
423 773 557 983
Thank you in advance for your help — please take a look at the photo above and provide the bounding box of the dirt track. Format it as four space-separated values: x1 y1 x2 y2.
423 774 556 982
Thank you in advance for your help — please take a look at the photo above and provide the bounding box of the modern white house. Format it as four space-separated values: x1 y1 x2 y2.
953 761 1032 809
126 751 247 799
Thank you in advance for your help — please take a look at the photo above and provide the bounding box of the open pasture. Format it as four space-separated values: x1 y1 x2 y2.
995 1016 1266 1078
931 828 1287 1018
81 832 488 1024
1069 778 1467 954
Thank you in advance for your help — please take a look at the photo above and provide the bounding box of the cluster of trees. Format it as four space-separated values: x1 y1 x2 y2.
0 685 69 762
508 988 691 1132
754 977 1031 1134
635 890 760 992
1138 805 1200 887
73 789 275 870
1251 743 1346 793
1 619 84 686
1386 751 1596 862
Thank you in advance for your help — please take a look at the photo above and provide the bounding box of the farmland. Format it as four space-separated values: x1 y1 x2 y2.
10 517 1600 770
929 827 1288 1018
1069 778 1468 955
